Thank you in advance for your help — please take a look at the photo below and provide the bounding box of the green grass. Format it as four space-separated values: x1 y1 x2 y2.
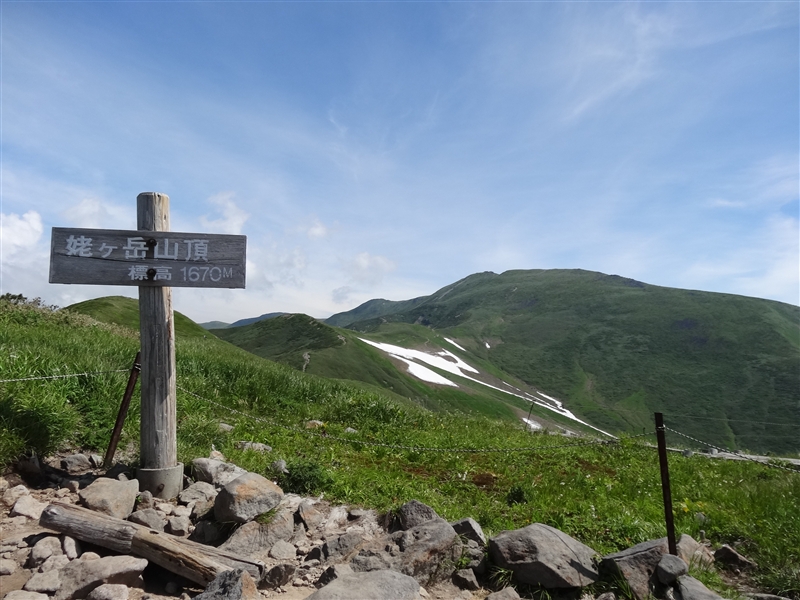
1 296 798 598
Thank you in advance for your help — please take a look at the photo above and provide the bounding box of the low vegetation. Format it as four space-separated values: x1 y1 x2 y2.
1 296 798 598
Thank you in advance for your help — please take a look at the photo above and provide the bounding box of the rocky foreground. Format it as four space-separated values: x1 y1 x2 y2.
0 451 778 600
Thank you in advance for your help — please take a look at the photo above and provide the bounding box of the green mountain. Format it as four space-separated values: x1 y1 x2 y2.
324 269 799 455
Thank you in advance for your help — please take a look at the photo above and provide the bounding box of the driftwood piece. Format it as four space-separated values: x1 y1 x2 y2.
40 502 265 582
131 529 229 585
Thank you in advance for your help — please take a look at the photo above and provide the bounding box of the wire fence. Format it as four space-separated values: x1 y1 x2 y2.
2 363 797 472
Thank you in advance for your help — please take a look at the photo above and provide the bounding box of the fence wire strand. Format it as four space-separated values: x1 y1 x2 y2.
177 383 652 454
0 369 129 384
665 426 800 474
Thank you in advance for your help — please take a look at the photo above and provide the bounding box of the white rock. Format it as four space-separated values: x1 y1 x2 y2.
11 495 47 520
156 502 174 515
87 583 131 600
62 535 81 560
2 484 29 507
0 557 18 575
5 591 51 600
29 536 64 567
24 569 61 593
39 554 70 572
54 555 148 600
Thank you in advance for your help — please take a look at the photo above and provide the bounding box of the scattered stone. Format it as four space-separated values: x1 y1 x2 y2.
128 509 165 531
676 534 714 568
596 593 617 600
323 531 366 564
490 523 599 588
348 508 367 519
189 520 227 546
657 554 688 585
344 427 357 434
136 491 155 510
29 536 64 568
219 422 234 432
397 500 439 530
214 472 284 524
3 485 30 507
10 495 46 520
308 569 422 600
452 568 479 590
178 481 216 505
299 500 325 530
191 458 247 487
486 589 521 600
5 592 50 600
601 538 669 600
714 545 756 570
66 480 82 493
219 508 295 558
193 568 258 600
86 583 130 600
54 555 148 600
166 515 191 537
23 569 61 593
89 454 104 469
315 564 354 588
461 539 487 574
156 503 174 515
172 505 191 518
39 554 70 572
0 557 18 575
305 420 324 429
79 478 139 520
234 441 272 453
270 459 289 474
270 539 297 561
265 564 298 588
81 552 102 561
676 575 724 600
451 517 486 547
61 454 93 473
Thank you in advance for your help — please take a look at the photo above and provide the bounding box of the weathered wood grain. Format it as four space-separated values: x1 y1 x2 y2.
131 529 230 585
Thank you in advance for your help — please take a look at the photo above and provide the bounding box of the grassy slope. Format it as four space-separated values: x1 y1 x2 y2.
336 269 800 455
1 297 798 598
67 296 210 339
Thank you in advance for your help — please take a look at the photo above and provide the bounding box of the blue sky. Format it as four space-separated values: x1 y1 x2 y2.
1 1 798 323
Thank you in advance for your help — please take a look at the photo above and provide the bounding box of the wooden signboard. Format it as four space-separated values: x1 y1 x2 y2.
50 228 246 288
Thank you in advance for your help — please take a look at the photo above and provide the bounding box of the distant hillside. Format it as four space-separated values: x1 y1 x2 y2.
200 312 285 330
327 269 800 455
66 296 210 339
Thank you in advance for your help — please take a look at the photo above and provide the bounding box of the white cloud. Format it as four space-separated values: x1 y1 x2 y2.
0 210 43 259
344 252 396 286
199 192 250 235
331 286 353 304
63 197 129 229
307 218 328 240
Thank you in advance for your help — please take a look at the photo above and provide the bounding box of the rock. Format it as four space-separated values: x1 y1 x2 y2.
79 478 139 520
676 575 724 600
5 592 50 600
166 516 191 537
189 520 227 546
66 480 82 493
486 589 521 600
270 459 289 474
82 552 102 561
219 423 234 432
39 555 70 572
192 458 247 487
397 500 439 530
453 569 479 590
299 500 325 530
315 564 354 588
191 498 216 521
596 593 617 600
193 568 258 600
490 523 599 588
265 564 298 588
17 455 42 476
23 569 61 593
0 557 18 575
128 509 165 531
344 427 357 434
164 581 180 594
714 545 756 570
270 539 297 561
657 554 688 585
306 420 324 429
600 538 669 600
156 503 174 515
462 539 487 574
61 454 93 473
387 518 463 586
676 535 714 568
10 495 46 520
745 595 792 600
451 517 486 547
178 481 216 505
323 531 367 563
89 455 104 469
349 508 367 519
2 484 29 507
29 536 64 567
214 472 284 524
234 441 272 453
63 535 82 560
54 555 148 600
136 490 155 510
219 508 294 558
308 570 422 600
86 583 130 600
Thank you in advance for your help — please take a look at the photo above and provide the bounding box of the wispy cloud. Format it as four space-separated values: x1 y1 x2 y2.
199 192 250 235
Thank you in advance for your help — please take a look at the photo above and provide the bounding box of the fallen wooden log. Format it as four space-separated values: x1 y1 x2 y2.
40 502 265 585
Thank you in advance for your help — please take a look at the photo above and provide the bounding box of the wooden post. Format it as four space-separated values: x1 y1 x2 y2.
655 412 678 555
136 192 183 499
